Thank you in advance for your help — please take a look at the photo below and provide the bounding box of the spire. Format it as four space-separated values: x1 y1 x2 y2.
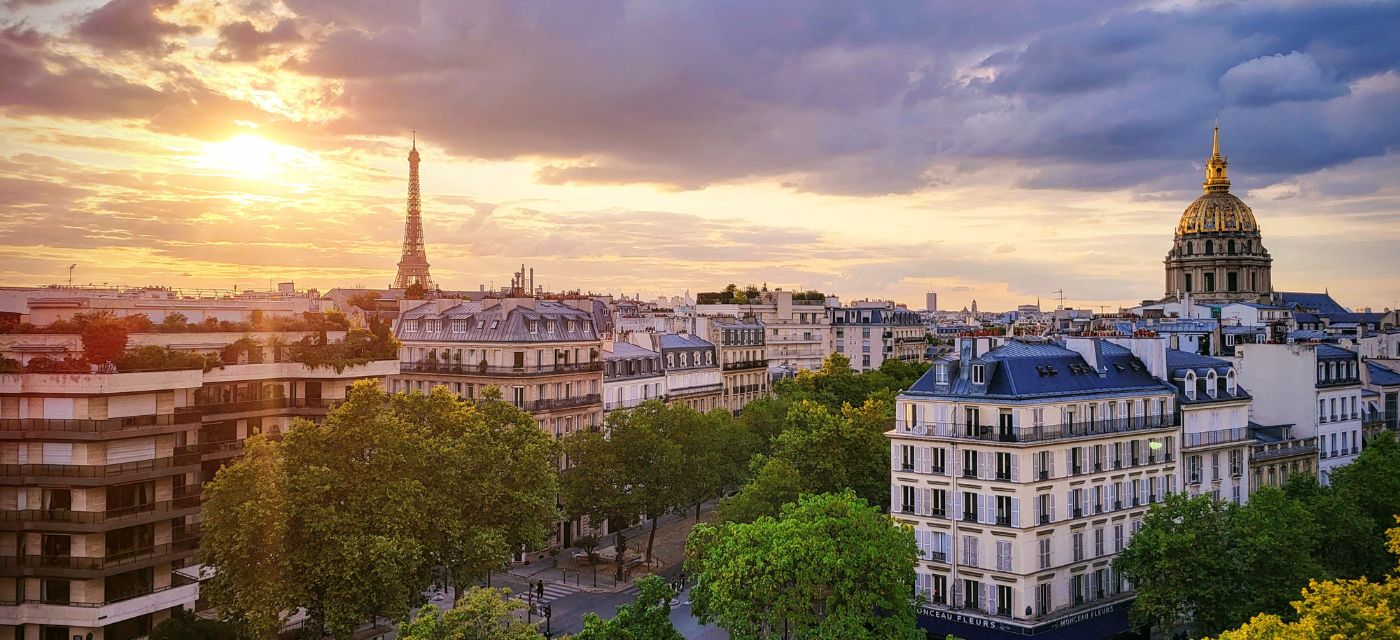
394 135 433 290
1203 120 1230 193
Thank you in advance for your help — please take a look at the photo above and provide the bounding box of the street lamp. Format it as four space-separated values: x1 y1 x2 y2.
543 604 552 637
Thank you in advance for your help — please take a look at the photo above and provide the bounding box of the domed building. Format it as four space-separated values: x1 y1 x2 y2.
1163 126 1273 303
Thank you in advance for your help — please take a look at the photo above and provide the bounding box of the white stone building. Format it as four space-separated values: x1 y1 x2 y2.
1236 343 1364 484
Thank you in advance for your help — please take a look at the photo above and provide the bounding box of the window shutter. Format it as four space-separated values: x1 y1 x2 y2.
891 443 900 471
988 581 998 613
953 580 963 608
1081 490 1089 515
1065 491 1073 518
953 491 962 519
1011 497 1021 528
980 452 990 480
980 582 989 613
1051 494 1058 521
1140 481 1148 505
1011 454 1019 482
1111 483 1119 509
979 494 990 524
953 453 961 477
914 486 925 515
1107 445 1116 468
1034 498 1042 524
1032 454 1040 479
891 485 899 514
1050 450 1057 477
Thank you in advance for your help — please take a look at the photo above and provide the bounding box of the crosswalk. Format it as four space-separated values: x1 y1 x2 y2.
537 580 581 603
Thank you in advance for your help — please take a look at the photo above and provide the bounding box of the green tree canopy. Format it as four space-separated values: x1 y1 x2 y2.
686 491 922 640
398 587 544 640
573 576 683 640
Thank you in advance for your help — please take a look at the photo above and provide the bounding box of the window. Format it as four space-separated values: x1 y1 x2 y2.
1039 538 1051 569
935 364 949 384
1095 528 1105 556
900 445 914 471
996 452 1012 480
963 449 978 478
931 448 947 474
40 579 69 604
1114 525 1124 552
963 578 980 609
1072 532 1084 562
996 495 1012 526
1204 272 1215 292
962 535 979 567
931 489 947 517
997 584 1013 617
972 365 985 384
996 540 1013 572
963 491 978 521
1037 583 1052 616
1211 453 1220 481
932 573 948 603
901 486 915 514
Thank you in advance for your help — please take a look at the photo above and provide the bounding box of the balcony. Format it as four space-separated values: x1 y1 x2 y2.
962 513 977 523
401 361 603 377
0 536 198 576
518 394 602 413
0 493 201 529
0 453 201 483
0 410 201 439
722 360 769 371
1184 427 1252 448
196 397 341 416
895 413 1180 445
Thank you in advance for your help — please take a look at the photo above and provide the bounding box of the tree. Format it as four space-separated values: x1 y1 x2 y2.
771 399 890 508
149 610 238 640
574 576 683 640
1213 521 1400 640
161 312 189 331
561 428 640 581
201 436 294 639
715 457 802 524
78 311 128 364
1224 487 1324 622
686 491 922 640
398 587 544 640
1329 431 1400 576
405 282 427 299
1113 493 1239 637
1283 475 1387 579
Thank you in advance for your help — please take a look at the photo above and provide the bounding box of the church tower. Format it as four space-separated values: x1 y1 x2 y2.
393 133 434 290
1163 124 1272 303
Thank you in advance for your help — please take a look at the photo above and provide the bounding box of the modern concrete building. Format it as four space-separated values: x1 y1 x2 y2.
1236 343 1363 485
891 336 1179 639
696 317 768 414
830 301 925 371
0 326 395 640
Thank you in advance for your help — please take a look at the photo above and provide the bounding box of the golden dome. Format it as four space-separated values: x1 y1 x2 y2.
1175 124 1260 236
1176 190 1258 236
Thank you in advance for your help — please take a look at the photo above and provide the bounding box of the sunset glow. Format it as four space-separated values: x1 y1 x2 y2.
197 134 320 179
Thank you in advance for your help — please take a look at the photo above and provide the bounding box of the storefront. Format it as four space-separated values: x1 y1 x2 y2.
916 600 1146 640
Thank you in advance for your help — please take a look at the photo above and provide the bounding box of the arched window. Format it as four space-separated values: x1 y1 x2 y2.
1206 370 1218 398
1205 240 1214 255
1226 370 1237 395
1228 240 1236 255
1185 243 1194 256
1184 372 1197 400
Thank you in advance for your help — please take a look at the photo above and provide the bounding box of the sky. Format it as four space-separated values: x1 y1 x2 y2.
1 0 1398 312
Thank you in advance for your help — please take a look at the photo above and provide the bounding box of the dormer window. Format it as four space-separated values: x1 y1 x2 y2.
425 319 439 333
490 319 500 330
402 320 418 332
1226 369 1237 395
1184 372 1197 401
971 365 986 385
667 354 675 368
706 351 713 365
1348 361 1357 379
680 352 689 367
935 364 949 385
452 319 467 333
1318 363 1326 383
1206 371 1218 398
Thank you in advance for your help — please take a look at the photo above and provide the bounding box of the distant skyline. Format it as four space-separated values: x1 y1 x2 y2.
2 1 1398 312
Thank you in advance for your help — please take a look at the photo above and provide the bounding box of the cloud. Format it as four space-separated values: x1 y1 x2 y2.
1221 52 1346 107
213 18 303 62
74 0 197 54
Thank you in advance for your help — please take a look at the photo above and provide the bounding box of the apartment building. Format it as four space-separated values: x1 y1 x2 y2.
696 317 768 414
695 290 832 371
1237 343 1363 484
891 337 1179 639
601 342 665 414
392 297 605 439
1248 423 1317 494
1362 361 1399 432
1163 349 1252 504
829 301 926 371
0 328 394 640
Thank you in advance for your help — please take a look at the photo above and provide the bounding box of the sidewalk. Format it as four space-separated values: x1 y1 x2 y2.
507 501 717 594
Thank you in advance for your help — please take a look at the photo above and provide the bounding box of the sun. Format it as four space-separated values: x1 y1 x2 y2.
197 134 320 179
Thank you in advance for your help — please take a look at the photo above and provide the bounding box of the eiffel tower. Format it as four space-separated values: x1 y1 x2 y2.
393 132 434 290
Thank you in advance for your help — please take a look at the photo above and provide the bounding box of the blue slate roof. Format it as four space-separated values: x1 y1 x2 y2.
1164 348 1250 404
1278 291 1349 315
659 333 715 350
604 341 659 360
1368 361 1400 387
1316 344 1357 360
905 339 1171 401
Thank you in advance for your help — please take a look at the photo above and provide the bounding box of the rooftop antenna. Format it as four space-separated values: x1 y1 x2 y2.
68 264 76 287
1052 289 1066 311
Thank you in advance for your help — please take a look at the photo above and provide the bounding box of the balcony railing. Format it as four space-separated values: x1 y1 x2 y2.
0 453 201 479
196 397 340 415
518 394 602 413
401 361 603 376
0 410 201 436
0 537 198 573
894 413 1180 444
723 360 768 371
1184 427 1251 448
0 495 201 526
